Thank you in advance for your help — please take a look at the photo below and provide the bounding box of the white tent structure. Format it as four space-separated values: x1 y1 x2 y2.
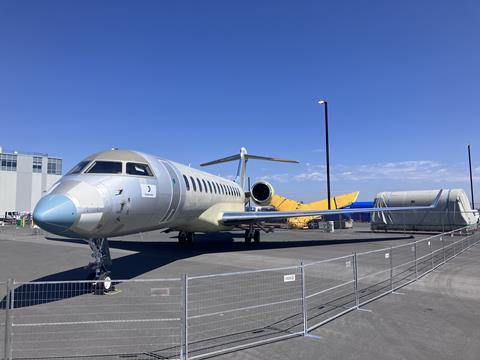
371 189 479 232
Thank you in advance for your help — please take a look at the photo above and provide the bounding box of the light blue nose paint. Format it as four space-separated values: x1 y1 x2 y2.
33 194 77 235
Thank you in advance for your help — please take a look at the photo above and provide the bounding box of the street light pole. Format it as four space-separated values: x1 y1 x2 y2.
468 144 475 209
319 100 331 210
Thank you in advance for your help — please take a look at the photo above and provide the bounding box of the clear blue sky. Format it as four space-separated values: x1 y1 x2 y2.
1 0 479 202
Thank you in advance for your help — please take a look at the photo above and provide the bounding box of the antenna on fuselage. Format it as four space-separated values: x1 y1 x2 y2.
200 147 299 190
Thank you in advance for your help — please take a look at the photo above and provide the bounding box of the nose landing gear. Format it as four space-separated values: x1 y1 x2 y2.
86 238 114 295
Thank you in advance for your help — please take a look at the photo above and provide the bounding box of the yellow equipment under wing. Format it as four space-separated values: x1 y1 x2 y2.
270 191 359 229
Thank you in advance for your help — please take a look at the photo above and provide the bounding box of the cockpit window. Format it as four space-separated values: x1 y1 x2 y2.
86 161 122 174
67 161 91 175
126 162 154 177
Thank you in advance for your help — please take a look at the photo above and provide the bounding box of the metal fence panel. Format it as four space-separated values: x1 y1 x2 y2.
416 238 434 277
356 249 391 305
430 235 445 269
10 279 181 359
187 266 304 359
304 255 356 331
444 231 457 261
390 242 416 290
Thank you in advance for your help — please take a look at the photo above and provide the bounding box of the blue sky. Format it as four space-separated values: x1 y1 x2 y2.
1 1 479 202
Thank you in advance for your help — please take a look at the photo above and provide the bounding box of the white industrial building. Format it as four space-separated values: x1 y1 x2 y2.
0 146 62 217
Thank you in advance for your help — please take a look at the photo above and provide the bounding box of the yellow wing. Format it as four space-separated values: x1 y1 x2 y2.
271 192 359 229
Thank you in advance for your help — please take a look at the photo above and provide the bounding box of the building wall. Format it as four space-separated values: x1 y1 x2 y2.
0 152 62 216
0 171 17 215
16 155 33 212
31 173 43 212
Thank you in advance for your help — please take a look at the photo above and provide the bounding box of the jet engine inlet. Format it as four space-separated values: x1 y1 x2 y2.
251 181 275 206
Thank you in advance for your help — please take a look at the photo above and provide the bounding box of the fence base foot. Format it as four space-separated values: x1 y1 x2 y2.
303 334 322 341
356 307 373 313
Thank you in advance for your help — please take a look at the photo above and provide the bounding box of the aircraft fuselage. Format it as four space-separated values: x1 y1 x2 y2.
33 149 245 239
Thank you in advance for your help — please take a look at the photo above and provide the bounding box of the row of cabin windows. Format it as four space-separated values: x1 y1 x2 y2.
182 174 241 197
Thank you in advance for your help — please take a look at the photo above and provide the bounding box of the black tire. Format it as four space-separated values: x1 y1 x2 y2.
93 273 112 295
178 232 187 244
245 230 252 243
253 230 260 243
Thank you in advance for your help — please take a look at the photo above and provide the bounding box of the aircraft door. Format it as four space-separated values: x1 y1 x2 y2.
159 161 182 223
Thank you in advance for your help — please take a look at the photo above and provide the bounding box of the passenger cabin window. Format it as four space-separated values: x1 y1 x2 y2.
190 176 197 191
207 181 213 193
126 162 153 177
196 178 202 192
183 175 190 191
67 161 90 175
213 182 217 194
202 179 208 193
86 161 122 174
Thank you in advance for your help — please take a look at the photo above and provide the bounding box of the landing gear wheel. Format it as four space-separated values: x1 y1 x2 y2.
178 232 187 244
85 238 113 295
101 273 113 291
245 230 253 243
253 230 261 243
94 273 113 295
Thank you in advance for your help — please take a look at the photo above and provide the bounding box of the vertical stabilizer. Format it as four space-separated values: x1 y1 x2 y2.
236 147 248 190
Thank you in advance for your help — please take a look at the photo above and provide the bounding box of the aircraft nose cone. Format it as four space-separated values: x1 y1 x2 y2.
33 194 77 234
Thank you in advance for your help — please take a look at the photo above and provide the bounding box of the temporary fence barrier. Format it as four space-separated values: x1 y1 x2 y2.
4 279 182 359
1 225 479 359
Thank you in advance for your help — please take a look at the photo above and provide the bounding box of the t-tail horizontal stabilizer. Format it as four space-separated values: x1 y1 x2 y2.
200 147 298 190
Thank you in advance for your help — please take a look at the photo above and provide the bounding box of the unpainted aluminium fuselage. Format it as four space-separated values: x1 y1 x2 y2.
34 149 245 239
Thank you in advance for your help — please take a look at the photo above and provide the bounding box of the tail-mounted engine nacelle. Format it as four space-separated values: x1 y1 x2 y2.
250 181 275 206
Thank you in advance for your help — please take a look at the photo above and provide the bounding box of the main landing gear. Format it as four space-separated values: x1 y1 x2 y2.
178 231 194 244
86 238 113 295
245 227 261 243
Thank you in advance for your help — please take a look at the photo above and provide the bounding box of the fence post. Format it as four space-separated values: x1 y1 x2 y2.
301 261 308 336
4 279 13 360
453 231 457 257
181 274 188 360
441 236 446 264
414 242 418 279
353 253 359 308
389 248 393 292
430 240 434 270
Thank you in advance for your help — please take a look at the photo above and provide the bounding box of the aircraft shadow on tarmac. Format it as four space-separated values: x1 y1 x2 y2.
1 232 414 309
